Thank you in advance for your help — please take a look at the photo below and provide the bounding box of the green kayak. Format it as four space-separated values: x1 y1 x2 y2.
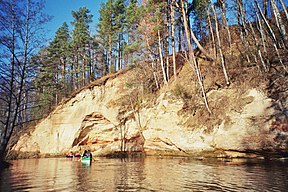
81 157 91 163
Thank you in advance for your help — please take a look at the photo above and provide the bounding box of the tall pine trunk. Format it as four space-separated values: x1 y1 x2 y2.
170 2 177 80
212 6 230 86
180 0 211 114
158 29 168 85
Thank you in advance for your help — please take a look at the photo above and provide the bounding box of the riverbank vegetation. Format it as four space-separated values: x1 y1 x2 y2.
1 0 287 164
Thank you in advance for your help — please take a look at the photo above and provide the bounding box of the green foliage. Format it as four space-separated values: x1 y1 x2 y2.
71 7 93 47
71 7 93 86
33 49 60 111
48 22 71 86
97 0 116 73
190 0 211 39
30 0 288 123
191 0 210 15
49 22 70 56
126 0 139 27
33 22 72 116
97 0 144 72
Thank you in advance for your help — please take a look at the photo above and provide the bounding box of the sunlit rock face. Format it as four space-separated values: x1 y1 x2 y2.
11 71 129 157
137 89 286 157
9 69 287 159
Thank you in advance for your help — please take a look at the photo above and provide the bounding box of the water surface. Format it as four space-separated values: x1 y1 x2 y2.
1 157 288 191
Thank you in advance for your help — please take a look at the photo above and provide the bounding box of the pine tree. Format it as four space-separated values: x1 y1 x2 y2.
71 7 93 88
114 0 127 70
97 0 115 74
139 0 169 85
33 48 59 114
125 0 141 65
48 22 71 98
190 0 210 41
33 22 71 112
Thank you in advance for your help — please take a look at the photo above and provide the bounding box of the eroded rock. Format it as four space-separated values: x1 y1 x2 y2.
8 70 288 159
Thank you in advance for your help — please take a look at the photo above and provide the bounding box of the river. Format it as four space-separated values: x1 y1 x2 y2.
1 157 288 191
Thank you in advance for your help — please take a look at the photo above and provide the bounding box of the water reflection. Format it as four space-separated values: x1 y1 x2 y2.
1 157 288 191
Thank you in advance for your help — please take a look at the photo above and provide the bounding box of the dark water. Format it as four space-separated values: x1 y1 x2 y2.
1 157 288 191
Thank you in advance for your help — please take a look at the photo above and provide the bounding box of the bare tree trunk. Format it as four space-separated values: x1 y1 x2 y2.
75 53 80 89
129 93 142 130
15 0 30 133
170 2 177 80
166 3 170 82
1 0 30 160
220 0 227 27
88 43 93 82
180 0 212 114
207 9 216 57
263 0 268 18
21 89 28 123
190 24 215 61
236 0 247 39
118 34 123 70
256 1 287 72
128 92 145 151
179 25 185 52
256 1 278 46
108 37 113 73
82 52 86 86
175 0 214 61
219 0 231 49
1 0 16 158
158 29 168 85
248 21 267 71
70 61 76 90
212 6 230 86
146 38 160 90
256 12 269 69
166 56 170 82
152 61 160 89
60 57 66 88
270 0 287 48
119 124 127 152
279 0 288 22
236 0 252 63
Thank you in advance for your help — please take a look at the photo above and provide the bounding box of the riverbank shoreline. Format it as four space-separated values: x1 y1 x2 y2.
6 149 288 161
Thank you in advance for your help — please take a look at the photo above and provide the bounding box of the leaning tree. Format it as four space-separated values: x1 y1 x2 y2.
0 0 50 168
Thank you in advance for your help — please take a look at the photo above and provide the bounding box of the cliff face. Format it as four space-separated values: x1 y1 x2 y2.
8 66 288 159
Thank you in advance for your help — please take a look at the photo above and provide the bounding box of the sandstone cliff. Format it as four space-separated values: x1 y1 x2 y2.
8 62 288 159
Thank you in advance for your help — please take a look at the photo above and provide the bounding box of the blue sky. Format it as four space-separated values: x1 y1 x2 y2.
44 0 107 41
